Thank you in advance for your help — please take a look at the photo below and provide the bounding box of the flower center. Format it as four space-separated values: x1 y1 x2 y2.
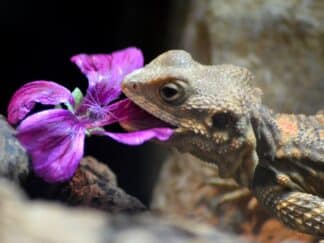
88 104 106 121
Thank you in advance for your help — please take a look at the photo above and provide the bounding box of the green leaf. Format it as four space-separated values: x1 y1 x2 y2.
72 87 84 107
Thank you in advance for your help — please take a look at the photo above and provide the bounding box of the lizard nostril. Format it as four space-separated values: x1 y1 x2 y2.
132 83 138 90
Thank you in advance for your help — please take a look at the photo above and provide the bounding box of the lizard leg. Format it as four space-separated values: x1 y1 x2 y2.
207 177 240 189
253 165 324 236
209 188 251 209
203 177 251 209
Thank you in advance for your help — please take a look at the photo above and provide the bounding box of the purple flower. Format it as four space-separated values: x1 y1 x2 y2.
7 47 173 183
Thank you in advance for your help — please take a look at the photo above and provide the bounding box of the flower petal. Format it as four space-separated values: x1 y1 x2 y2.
7 81 74 125
71 47 144 106
92 128 173 145
17 109 85 182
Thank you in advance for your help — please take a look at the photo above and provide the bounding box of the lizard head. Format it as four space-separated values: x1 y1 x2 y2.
122 50 262 180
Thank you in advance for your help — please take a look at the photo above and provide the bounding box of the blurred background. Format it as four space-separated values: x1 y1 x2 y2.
1 0 323 205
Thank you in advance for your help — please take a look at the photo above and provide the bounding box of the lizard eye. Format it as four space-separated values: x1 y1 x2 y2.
159 80 187 105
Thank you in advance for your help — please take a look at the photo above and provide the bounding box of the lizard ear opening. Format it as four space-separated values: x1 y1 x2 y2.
212 112 237 130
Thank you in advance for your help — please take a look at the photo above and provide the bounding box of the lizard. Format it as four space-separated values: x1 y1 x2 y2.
121 50 324 236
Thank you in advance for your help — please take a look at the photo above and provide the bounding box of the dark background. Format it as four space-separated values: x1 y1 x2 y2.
0 0 175 205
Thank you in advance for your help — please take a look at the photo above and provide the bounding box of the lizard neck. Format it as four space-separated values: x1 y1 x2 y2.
250 104 281 162
225 105 279 188
229 104 279 188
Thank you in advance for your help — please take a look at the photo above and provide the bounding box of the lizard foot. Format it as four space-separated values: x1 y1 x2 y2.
209 188 251 210
199 177 251 210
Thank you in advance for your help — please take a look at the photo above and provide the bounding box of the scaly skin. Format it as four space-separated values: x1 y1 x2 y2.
121 50 324 236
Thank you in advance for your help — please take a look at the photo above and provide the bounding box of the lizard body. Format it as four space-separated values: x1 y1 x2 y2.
121 50 324 236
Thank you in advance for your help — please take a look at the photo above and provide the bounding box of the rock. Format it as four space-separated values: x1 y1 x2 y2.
0 178 107 243
0 115 29 183
104 214 247 243
171 0 324 114
0 179 246 243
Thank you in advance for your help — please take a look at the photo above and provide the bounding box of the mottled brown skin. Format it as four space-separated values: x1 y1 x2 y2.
122 50 324 236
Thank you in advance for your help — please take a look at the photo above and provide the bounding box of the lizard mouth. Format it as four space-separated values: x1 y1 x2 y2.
119 99 177 133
